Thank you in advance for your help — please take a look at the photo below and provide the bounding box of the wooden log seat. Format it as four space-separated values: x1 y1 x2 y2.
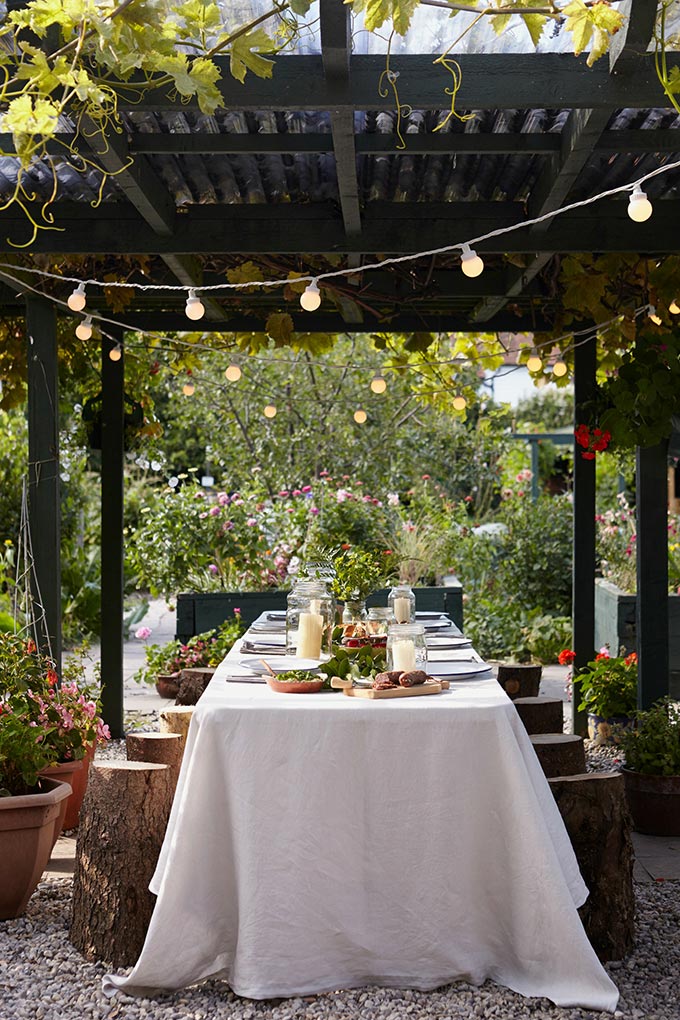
126 732 184 794
530 733 586 778
513 696 564 735
496 663 542 700
175 666 215 706
70 761 174 967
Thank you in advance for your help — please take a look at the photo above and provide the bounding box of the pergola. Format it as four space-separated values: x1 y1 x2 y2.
6 0 675 735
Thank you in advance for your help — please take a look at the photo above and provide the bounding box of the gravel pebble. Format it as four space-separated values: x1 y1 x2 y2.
0 878 677 1020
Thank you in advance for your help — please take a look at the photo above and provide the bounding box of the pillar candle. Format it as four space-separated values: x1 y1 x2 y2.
296 612 323 659
391 638 416 672
393 597 412 623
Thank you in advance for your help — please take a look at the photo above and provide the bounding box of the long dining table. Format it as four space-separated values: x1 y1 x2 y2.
103 613 618 1012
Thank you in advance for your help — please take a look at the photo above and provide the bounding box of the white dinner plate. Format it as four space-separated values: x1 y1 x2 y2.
427 660 492 678
239 655 322 675
425 635 471 648
420 618 455 631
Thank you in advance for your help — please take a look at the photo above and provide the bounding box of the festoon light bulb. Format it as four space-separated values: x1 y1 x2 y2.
300 279 321 311
185 289 205 321
670 298 680 315
552 357 568 378
225 363 242 382
452 395 467 411
526 349 543 373
263 404 277 418
628 186 653 223
370 373 387 394
648 305 662 326
75 315 93 341
460 244 484 278
353 408 367 424
109 344 122 362
67 283 87 312
182 374 195 396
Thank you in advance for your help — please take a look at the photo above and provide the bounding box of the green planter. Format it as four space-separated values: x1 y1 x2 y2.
176 582 463 642
594 579 680 698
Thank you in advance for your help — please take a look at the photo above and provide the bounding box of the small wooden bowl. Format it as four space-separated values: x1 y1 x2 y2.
266 676 324 694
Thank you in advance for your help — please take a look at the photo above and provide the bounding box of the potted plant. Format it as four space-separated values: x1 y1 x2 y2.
565 646 638 745
330 547 391 625
621 698 680 836
134 614 244 697
0 688 72 919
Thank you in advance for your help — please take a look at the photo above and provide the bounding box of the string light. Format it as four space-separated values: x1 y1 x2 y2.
225 362 242 382
552 356 568 378
370 373 387 394
75 315 93 340
648 305 662 325
452 395 467 411
109 343 122 362
300 279 321 311
263 404 277 418
67 283 87 312
628 186 653 223
460 244 484 278
526 349 543 373
182 373 195 395
353 408 367 424
670 298 680 315
185 289 205 321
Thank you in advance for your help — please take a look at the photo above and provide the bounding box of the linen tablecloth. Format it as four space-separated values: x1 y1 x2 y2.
103 660 618 1011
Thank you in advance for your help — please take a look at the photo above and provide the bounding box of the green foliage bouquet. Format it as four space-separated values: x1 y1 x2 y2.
331 547 391 603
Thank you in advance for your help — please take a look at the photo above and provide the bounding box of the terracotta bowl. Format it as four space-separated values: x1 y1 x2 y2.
266 676 324 694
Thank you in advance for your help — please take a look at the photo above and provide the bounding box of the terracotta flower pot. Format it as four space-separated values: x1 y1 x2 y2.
62 744 96 830
156 673 180 699
0 777 71 920
39 759 84 842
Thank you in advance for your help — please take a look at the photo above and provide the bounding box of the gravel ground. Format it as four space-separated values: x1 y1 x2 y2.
1 878 678 1020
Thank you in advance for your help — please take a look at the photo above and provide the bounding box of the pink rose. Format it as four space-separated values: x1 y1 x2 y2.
135 626 152 640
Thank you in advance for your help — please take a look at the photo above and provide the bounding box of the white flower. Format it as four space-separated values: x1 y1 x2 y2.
387 492 400 506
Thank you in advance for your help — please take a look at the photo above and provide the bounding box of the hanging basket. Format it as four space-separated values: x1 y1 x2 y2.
82 392 144 451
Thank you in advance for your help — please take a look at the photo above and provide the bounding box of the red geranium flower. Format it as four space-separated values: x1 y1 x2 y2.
558 649 576 665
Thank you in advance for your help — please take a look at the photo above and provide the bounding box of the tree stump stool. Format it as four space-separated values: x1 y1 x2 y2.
70 761 173 967
159 705 194 756
126 732 184 794
549 771 634 961
175 667 215 706
496 663 542 700
513 696 564 735
530 733 586 778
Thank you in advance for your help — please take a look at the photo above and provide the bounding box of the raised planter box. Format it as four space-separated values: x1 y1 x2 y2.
176 581 463 643
594 579 680 698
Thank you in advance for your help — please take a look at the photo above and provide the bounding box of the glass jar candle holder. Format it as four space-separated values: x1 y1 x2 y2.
286 580 333 660
387 623 427 673
367 606 396 646
388 584 416 624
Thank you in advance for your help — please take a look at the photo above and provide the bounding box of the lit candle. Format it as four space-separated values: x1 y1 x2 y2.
296 612 323 659
391 638 416 673
393 597 412 623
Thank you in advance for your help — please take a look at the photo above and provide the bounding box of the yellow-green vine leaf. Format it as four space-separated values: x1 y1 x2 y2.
15 47 75 94
5 94 61 158
187 57 222 114
490 14 511 36
346 0 419 36
665 66 680 94
9 0 74 38
289 0 312 13
522 14 548 48
229 28 275 84
227 261 265 288
173 0 222 34
563 0 623 60
266 312 294 346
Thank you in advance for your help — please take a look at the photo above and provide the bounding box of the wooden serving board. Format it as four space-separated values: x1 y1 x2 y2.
340 680 445 699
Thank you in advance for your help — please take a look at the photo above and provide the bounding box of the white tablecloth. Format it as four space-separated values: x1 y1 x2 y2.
104 648 618 1011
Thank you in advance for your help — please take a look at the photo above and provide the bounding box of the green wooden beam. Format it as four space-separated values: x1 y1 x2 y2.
0 200 677 254
100 331 125 738
636 440 670 709
129 53 679 112
25 295 61 665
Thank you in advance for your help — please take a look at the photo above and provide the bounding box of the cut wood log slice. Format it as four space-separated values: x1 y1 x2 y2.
496 663 542 700
126 732 183 794
513 696 564 735
530 733 586 778
70 761 174 967
158 705 194 753
549 771 634 962
175 666 215 705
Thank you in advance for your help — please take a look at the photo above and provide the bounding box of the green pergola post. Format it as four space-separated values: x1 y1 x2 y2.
571 335 596 736
100 331 125 738
636 440 670 709
25 295 62 666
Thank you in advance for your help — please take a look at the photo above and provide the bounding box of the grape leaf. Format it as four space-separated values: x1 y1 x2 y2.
229 28 275 84
266 312 294 346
